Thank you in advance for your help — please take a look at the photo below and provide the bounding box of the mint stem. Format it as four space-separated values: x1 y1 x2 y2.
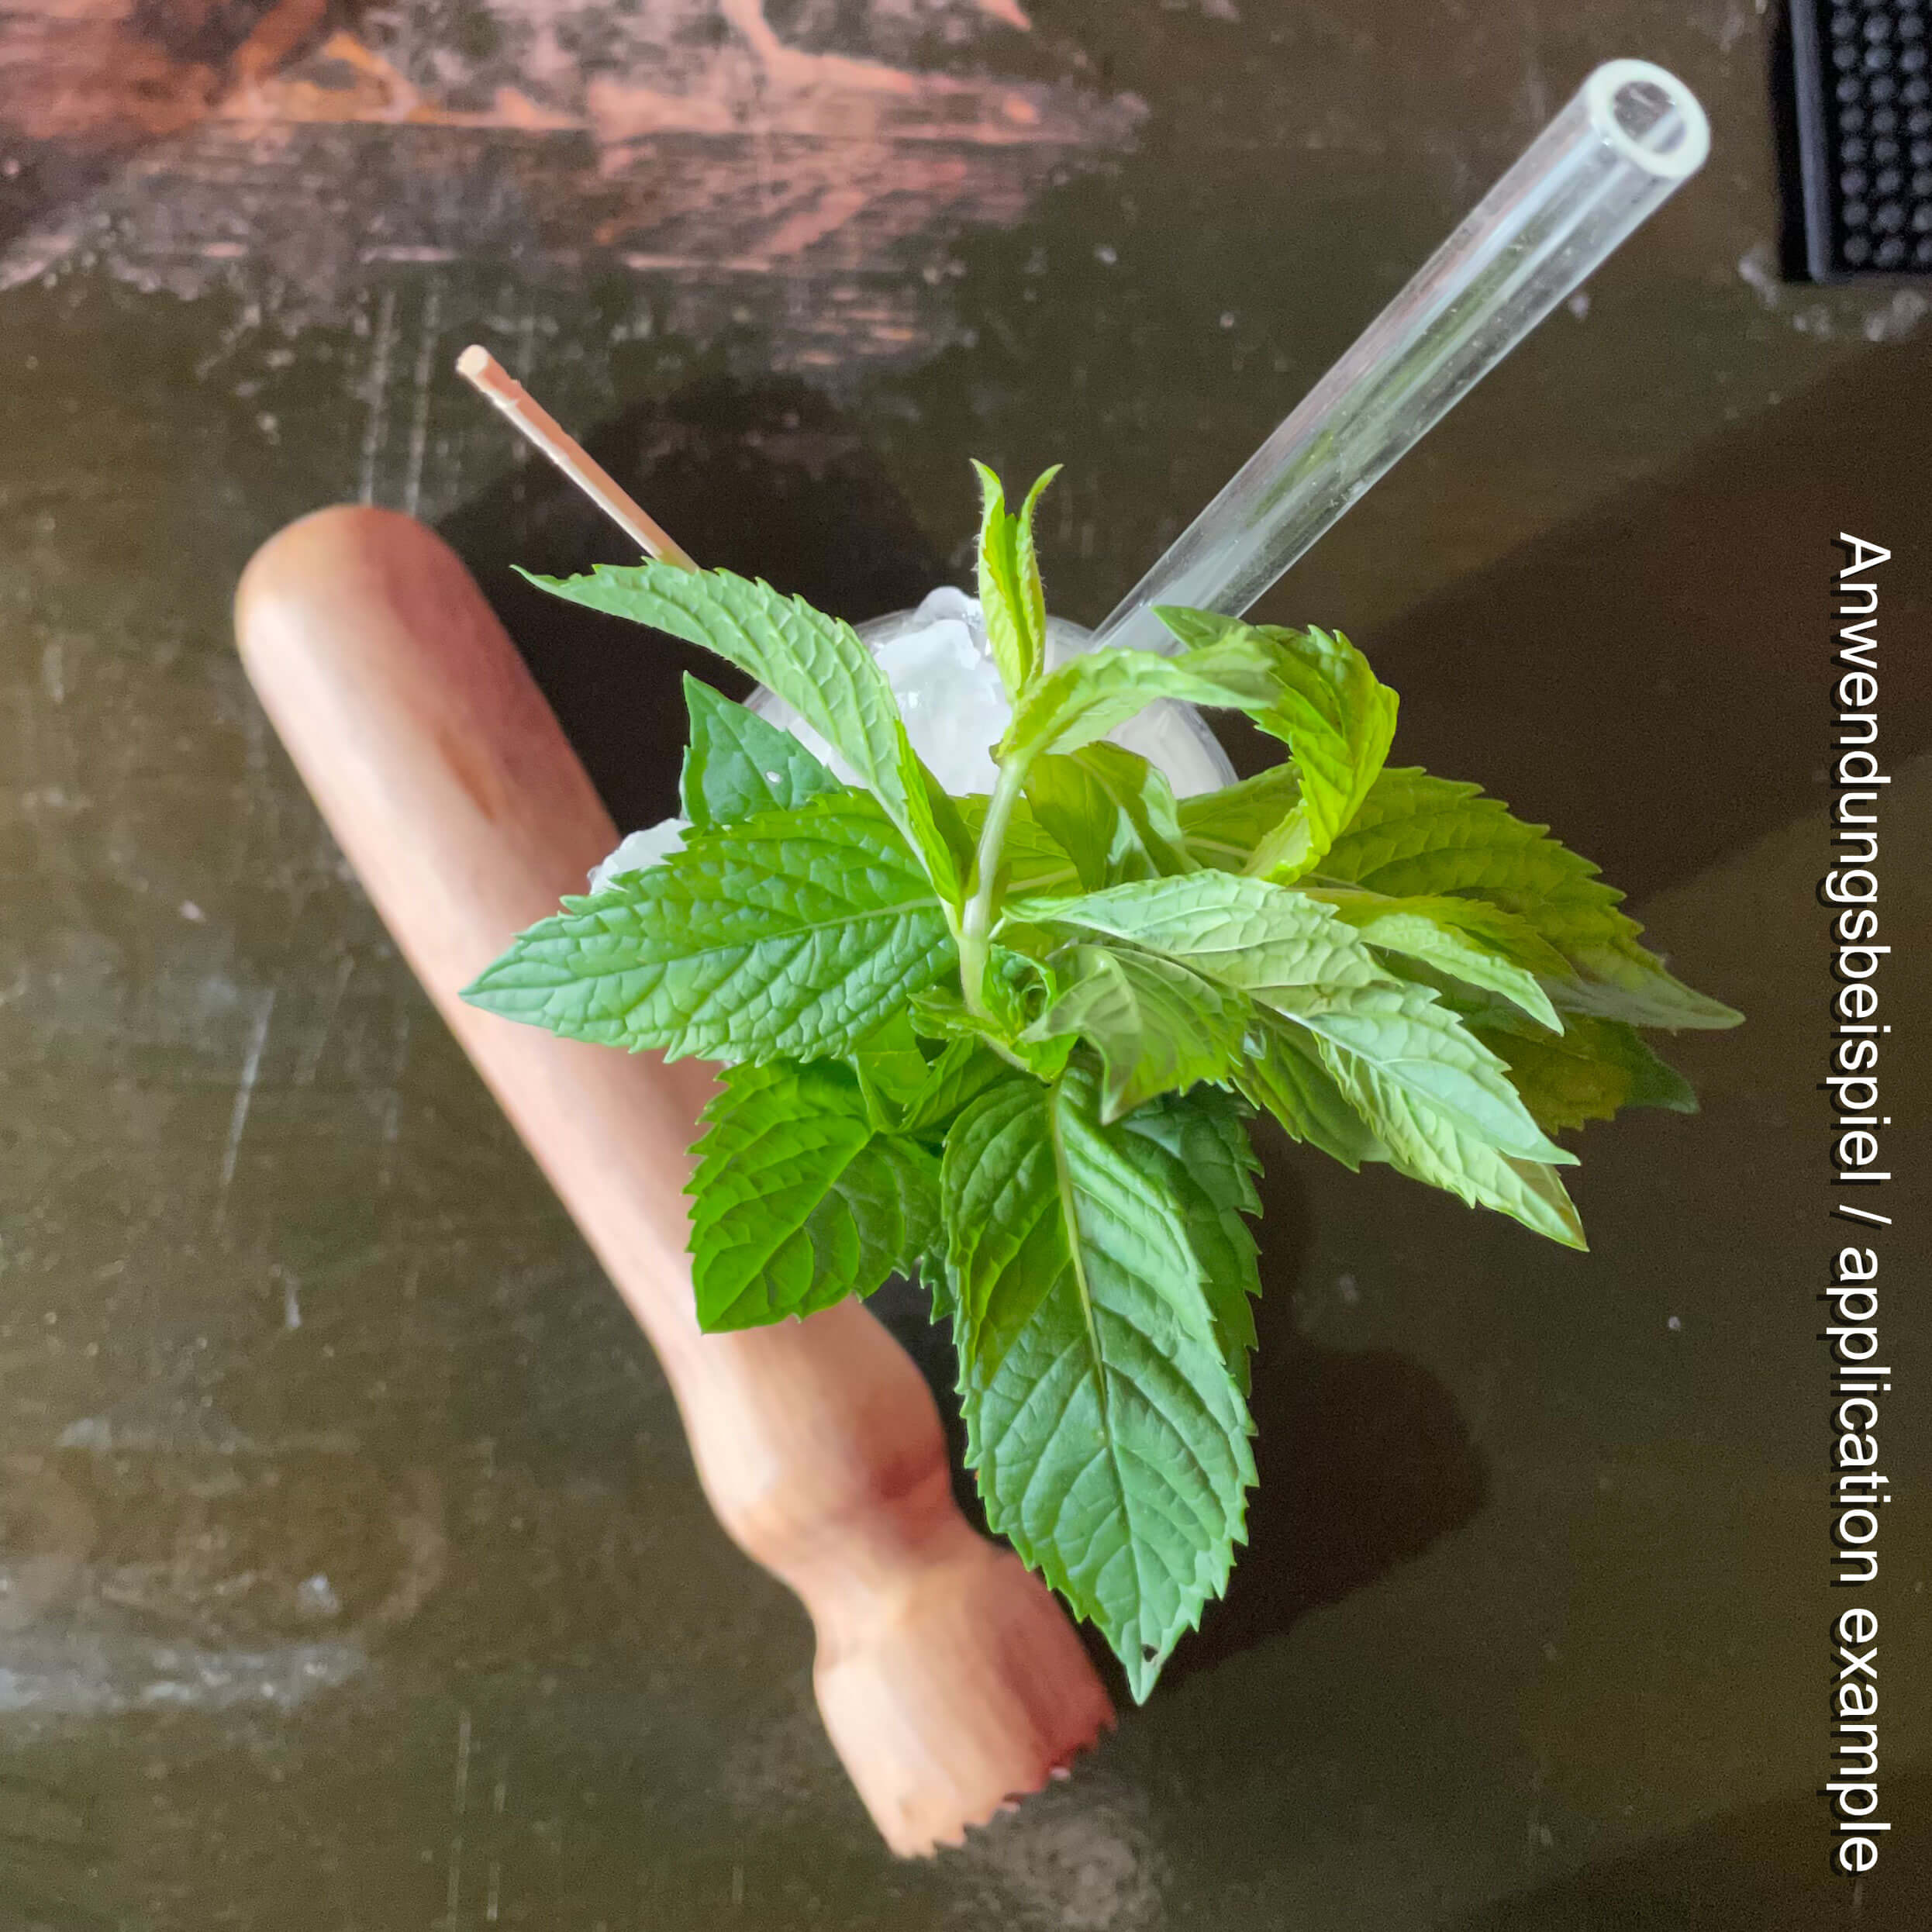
960 754 1029 1023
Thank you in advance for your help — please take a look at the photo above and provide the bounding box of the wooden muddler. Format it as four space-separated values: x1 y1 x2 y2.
233 508 1113 1853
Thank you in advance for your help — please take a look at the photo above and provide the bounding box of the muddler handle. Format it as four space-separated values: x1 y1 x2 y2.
233 507 1113 1854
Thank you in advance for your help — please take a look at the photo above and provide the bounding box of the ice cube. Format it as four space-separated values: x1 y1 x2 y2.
743 586 1013 795
593 588 1237 878
872 611 1009 795
589 817 688 892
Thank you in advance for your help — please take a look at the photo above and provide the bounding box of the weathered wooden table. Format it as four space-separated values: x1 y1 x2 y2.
2 2 1928 1925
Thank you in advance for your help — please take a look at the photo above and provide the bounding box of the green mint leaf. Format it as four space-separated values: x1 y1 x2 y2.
1025 871 1387 1000
1322 768 1741 1030
1249 626 1398 878
525 561 896 795
1145 605 1240 653
953 792 1081 895
1233 1012 1388 1171
1271 956 1588 1240
1305 887 1568 1033
1155 612 1396 881
1013 469 1057 671
1023 753 1128 892
1482 1013 1698 1134
899 1036 1014 1137
941 1068 1254 1699
1024 743 1194 891
1177 765 1299 869
461 792 954 1063
913 754 981 903
847 1011 936 1127
678 674 841 830
1266 983 1585 1246
907 982 979 1044
523 561 964 905
1000 873 1578 1234
972 461 1059 698
908 957 1074 1080
689 1061 940 1330
1400 1144 1588 1250
972 462 1025 694
1028 946 1245 1122
1268 981 1572 1167
1112 1088 1264 1392
999 632 1281 764
1367 954 1543 1037
1548 950 1741 1033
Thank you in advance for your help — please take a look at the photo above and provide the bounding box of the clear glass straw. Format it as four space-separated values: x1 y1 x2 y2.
1092 59 1710 654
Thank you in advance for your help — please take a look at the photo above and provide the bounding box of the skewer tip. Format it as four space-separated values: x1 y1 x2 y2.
450 344 698 571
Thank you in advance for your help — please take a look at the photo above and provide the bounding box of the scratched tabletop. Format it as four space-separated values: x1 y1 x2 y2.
2 2 1930 1927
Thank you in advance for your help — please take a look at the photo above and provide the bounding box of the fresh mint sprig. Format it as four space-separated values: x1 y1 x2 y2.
464 462 1741 1696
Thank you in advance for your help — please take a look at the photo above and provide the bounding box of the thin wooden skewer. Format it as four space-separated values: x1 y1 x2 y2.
455 345 699 570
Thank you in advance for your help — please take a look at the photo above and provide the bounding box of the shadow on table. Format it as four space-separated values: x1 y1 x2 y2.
885 1120 1489 1702
1452 1769 1931 1931
881 1110 1488 1702
1327 326 1932 910
1157 1119 1487 1692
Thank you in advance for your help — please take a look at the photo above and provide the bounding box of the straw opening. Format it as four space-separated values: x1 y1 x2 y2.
1585 60 1710 181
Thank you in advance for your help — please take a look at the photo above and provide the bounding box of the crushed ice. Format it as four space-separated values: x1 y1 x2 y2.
589 818 688 892
590 587 1232 888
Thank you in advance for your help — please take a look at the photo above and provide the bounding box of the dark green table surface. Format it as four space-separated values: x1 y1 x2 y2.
2 2 1928 1926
